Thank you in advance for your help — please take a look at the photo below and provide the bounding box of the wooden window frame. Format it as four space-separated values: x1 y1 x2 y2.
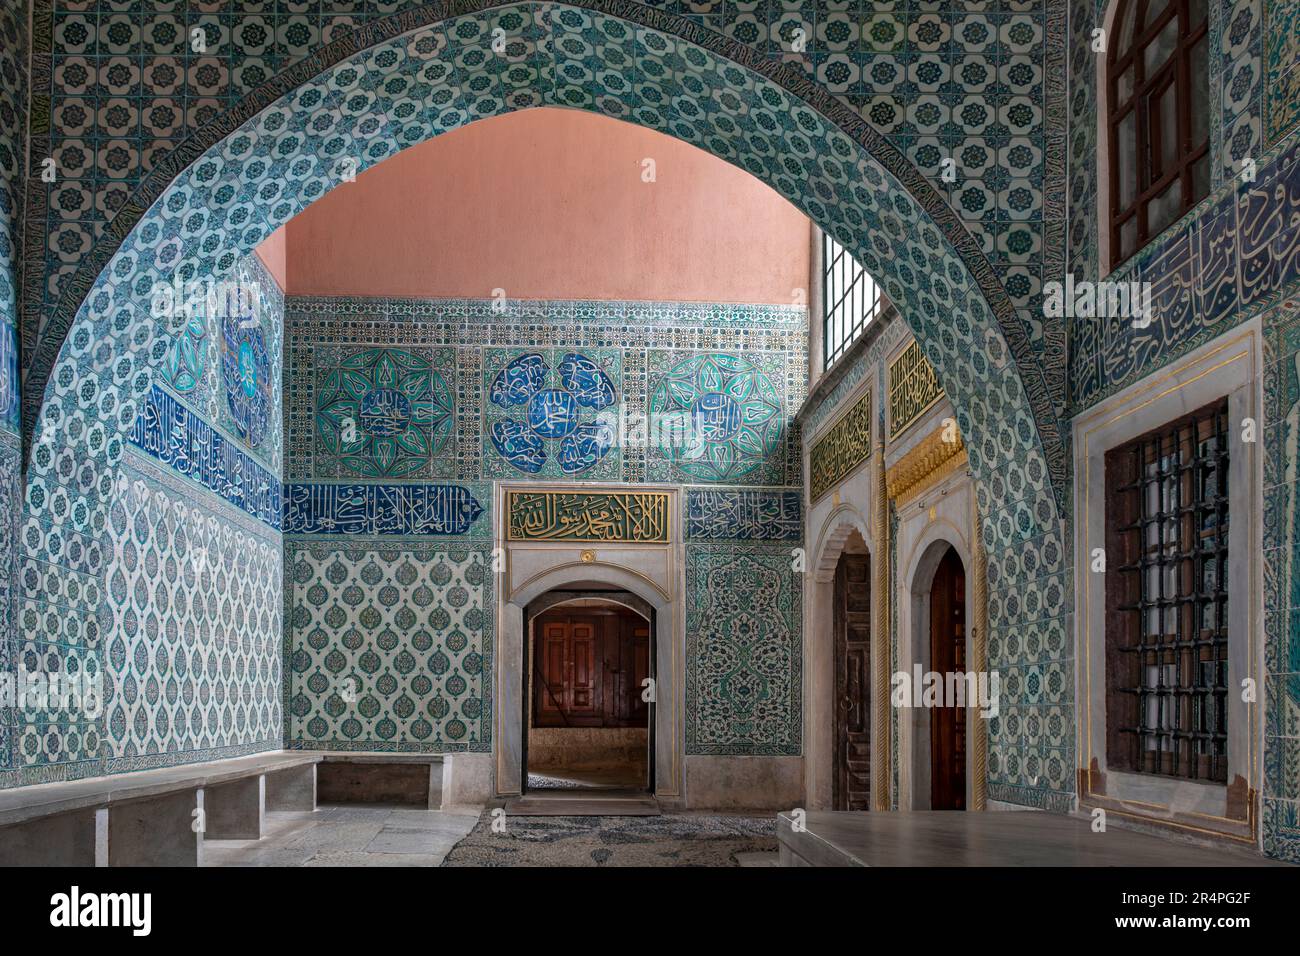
1105 0 1210 269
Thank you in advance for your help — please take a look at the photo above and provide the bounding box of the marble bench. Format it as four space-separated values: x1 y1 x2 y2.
775 810 1284 867
0 752 321 867
315 753 444 810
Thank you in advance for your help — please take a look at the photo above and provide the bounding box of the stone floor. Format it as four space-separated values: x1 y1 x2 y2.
526 766 648 790
202 804 482 867
203 805 779 866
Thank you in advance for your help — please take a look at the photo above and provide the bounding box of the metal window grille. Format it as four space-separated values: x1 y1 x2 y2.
823 232 882 370
1105 398 1229 782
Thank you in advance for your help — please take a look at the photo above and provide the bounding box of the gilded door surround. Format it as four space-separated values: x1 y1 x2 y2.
1072 324 1262 844
885 426 969 506
496 483 683 801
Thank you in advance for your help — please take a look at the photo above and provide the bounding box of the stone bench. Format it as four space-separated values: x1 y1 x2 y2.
315 753 444 809
775 810 1285 867
0 752 321 867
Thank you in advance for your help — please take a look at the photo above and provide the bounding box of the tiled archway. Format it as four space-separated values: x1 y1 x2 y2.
19 3 1072 806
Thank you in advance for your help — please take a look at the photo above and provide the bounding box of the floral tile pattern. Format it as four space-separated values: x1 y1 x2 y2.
101 453 283 774
286 541 494 753
0 0 23 433
685 543 802 756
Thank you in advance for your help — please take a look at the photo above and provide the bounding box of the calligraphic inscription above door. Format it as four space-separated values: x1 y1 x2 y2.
506 491 671 543
888 339 944 440
809 388 872 503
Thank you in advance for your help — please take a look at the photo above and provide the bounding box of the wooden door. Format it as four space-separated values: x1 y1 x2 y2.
532 607 648 729
833 554 871 811
568 618 599 718
538 620 570 723
929 547 967 810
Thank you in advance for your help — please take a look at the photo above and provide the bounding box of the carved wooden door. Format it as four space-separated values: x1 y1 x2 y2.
833 554 872 811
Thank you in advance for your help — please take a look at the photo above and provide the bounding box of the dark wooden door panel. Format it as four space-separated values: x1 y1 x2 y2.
569 622 599 715
539 625 569 721
630 624 650 724
834 554 871 811
532 607 650 729
930 548 967 811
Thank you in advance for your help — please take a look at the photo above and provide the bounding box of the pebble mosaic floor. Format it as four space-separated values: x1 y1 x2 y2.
440 811 778 867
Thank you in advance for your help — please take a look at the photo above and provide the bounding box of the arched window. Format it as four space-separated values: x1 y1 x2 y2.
1105 0 1209 268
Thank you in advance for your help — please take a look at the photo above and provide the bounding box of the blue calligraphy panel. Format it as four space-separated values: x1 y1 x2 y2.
128 385 282 528
685 489 802 542
283 482 484 536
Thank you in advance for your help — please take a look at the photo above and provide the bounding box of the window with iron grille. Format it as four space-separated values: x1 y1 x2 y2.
1104 398 1229 782
822 231 883 370
1105 0 1210 268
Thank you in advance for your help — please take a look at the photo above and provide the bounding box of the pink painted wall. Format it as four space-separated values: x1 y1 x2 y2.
270 107 809 304
255 225 288 289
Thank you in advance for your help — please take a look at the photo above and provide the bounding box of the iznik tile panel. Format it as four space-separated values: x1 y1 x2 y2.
313 346 458 479
129 385 282 530
1262 295 1300 862
286 297 807 488
286 542 494 753
483 347 622 480
155 252 285 476
685 544 802 756
283 483 487 537
102 452 283 774
645 351 793 486
684 489 802 543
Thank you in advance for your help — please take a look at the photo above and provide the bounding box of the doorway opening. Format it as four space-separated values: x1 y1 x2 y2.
523 593 654 793
928 546 967 810
832 541 871 811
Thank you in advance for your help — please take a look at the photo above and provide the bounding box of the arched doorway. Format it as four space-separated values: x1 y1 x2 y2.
905 536 972 811
17 3 1069 804
832 547 871 811
928 547 967 811
524 594 653 792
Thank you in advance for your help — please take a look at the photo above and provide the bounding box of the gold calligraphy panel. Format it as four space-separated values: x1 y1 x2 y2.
809 388 872 503
506 491 671 543
888 339 944 440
